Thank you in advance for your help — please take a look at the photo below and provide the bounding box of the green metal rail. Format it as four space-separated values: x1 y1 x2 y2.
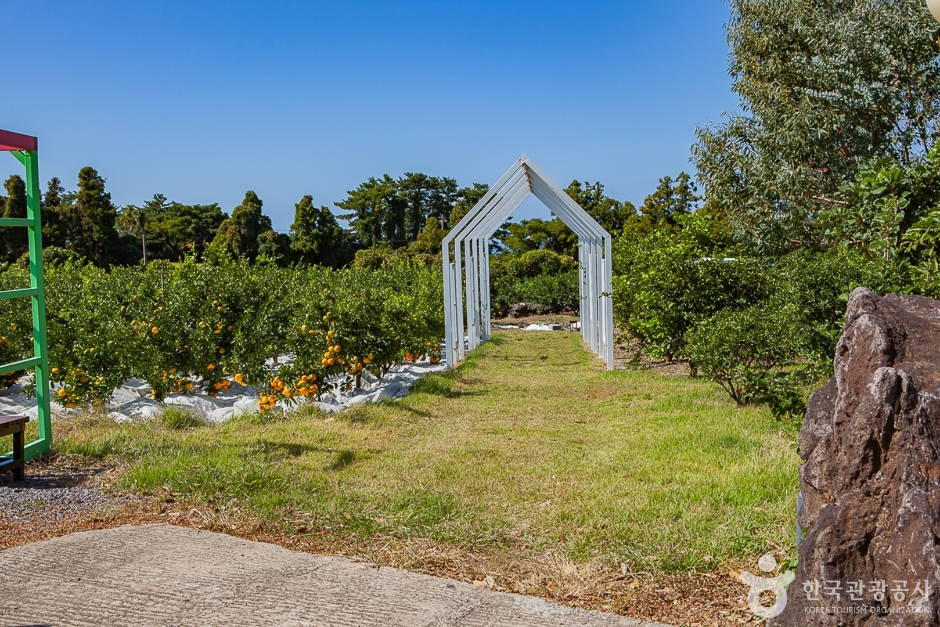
1 146 52 460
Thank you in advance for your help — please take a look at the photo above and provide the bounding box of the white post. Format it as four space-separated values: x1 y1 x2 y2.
455 239 465 360
482 239 492 340
596 238 604 352
604 236 614 369
470 238 480 347
465 238 477 350
588 238 598 353
443 239 453 367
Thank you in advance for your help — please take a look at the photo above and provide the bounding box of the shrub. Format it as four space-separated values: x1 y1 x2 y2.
492 249 575 279
519 270 579 313
44 261 138 404
0 265 32 388
352 246 437 270
490 250 579 316
612 228 769 361
765 248 875 365
686 304 804 407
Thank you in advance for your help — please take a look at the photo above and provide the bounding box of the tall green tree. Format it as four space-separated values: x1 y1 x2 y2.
565 180 637 237
409 217 446 255
623 172 701 239
3 175 27 219
212 191 273 260
120 194 226 262
397 172 458 242
120 194 168 265
257 230 292 265
159 202 227 258
450 183 490 227
693 0 940 253
338 173 478 248
70 167 120 266
290 195 351 267
336 175 405 248
41 177 68 249
1 175 28 262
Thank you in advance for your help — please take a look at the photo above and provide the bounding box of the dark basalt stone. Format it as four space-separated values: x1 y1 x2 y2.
772 288 940 625
507 302 540 318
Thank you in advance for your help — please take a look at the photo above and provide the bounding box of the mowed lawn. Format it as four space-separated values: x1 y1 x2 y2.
55 330 800 573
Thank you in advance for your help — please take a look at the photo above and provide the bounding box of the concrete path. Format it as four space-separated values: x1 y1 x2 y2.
0 524 670 627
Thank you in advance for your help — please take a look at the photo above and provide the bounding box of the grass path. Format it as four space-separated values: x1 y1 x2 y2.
55 330 799 574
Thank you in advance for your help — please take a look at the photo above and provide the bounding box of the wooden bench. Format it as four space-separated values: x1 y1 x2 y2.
0 416 28 481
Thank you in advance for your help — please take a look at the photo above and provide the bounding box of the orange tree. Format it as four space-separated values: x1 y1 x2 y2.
0 265 33 388
258 262 445 408
261 268 334 408
43 262 138 405
123 259 254 400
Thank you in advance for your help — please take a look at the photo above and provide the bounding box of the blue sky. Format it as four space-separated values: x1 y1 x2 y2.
1 1 737 231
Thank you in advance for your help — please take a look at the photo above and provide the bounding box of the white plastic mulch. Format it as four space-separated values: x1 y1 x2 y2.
493 323 563 331
0 358 447 424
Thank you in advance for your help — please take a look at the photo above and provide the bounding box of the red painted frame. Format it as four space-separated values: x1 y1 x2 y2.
0 128 38 152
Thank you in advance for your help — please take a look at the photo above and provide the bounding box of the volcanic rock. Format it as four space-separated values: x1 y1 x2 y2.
508 302 540 318
772 288 940 625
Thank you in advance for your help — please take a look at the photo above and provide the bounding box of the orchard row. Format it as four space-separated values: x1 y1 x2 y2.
0 259 444 410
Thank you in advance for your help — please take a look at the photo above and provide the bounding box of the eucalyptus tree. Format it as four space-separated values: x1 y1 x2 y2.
693 0 940 253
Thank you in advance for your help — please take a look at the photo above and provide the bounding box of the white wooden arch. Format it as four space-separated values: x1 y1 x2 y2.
443 155 614 370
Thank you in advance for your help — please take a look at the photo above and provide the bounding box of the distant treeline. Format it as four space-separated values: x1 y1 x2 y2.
0 166 702 268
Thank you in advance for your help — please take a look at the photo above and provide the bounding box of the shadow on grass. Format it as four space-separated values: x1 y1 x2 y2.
329 449 356 470
257 440 318 458
257 440 361 471
410 374 486 400
487 334 508 347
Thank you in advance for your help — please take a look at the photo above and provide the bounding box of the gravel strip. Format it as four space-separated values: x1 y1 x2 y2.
0 468 137 523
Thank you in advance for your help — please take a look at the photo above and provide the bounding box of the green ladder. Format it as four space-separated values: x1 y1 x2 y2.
0 128 51 460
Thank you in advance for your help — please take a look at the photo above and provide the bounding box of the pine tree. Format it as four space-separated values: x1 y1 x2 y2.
446 183 490 236
397 173 458 242
338 174 465 248
336 176 405 248
632 173 701 236
565 180 637 237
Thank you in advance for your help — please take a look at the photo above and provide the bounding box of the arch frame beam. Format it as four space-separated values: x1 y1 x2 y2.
443 155 614 370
